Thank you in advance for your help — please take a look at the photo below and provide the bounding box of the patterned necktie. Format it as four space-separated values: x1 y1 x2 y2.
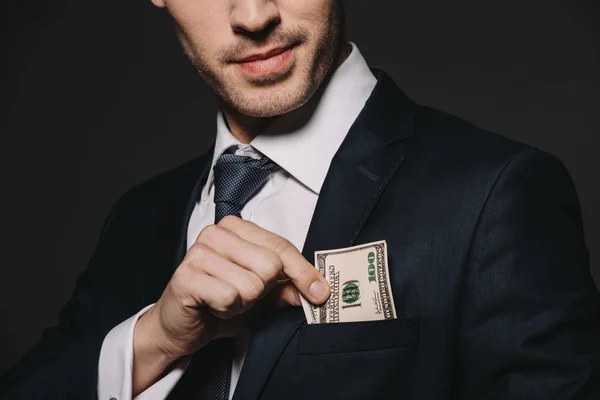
213 153 278 224
195 152 277 400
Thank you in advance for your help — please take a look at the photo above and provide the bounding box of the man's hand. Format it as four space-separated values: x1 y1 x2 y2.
131 216 330 396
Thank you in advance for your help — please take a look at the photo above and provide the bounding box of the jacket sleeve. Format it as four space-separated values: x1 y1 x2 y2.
459 149 600 399
0 192 143 400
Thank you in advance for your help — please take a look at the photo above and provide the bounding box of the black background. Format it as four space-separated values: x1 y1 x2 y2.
1 0 598 373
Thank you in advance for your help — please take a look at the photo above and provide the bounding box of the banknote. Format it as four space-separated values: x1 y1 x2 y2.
301 240 397 324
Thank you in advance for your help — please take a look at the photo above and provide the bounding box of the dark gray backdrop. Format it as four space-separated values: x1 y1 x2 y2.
1 0 598 374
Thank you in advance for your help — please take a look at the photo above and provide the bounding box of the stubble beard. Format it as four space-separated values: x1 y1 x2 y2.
178 1 345 118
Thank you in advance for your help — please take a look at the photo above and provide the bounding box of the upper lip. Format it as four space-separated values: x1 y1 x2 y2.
235 45 292 63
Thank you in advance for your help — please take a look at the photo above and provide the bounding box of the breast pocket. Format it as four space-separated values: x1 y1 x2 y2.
297 317 420 354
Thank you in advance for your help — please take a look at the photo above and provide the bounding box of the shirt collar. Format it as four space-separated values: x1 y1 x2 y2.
208 42 377 195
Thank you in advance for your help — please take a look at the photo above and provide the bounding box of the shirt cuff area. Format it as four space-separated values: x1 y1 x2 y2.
97 304 190 400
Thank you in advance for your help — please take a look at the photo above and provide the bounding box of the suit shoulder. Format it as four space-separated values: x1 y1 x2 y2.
415 106 536 158
411 105 549 173
404 105 575 205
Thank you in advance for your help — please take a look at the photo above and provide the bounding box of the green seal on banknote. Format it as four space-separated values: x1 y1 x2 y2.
342 280 360 304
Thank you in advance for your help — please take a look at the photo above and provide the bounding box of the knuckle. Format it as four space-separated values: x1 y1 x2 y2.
263 254 282 279
197 224 221 242
218 215 239 228
242 277 265 301
178 258 195 275
269 236 292 255
216 287 240 312
189 243 211 266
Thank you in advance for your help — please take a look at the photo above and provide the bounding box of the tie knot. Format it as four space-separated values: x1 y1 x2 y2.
213 153 278 223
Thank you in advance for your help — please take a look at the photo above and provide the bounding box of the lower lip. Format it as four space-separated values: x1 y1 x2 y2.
237 48 294 76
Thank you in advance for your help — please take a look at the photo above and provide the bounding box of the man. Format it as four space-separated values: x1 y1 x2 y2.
1 0 599 399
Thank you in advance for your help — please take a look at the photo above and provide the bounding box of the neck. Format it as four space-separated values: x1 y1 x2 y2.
222 43 352 144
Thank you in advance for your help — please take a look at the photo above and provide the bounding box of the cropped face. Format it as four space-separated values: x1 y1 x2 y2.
152 0 345 117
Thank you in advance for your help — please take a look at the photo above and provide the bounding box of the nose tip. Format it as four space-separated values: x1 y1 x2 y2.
230 0 280 34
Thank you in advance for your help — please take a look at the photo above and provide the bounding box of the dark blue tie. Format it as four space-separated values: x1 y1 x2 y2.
213 153 278 224
196 152 277 400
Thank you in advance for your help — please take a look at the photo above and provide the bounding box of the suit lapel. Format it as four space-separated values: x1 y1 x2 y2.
233 70 418 400
174 149 214 266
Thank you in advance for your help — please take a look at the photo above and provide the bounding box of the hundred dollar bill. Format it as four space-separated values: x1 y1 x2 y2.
301 240 397 324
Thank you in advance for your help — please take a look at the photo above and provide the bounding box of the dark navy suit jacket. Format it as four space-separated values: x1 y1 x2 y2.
2 70 600 399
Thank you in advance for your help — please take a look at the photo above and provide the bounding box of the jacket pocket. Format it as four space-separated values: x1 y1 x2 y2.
297 317 420 354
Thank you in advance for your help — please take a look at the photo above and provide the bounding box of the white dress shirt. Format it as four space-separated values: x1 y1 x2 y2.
97 42 377 400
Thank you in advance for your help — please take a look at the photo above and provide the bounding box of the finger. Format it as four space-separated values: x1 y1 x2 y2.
218 216 330 305
195 224 283 289
177 268 242 320
258 281 302 311
272 281 302 308
227 281 300 332
186 243 266 311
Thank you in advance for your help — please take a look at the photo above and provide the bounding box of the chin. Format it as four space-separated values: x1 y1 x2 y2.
230 96 306 118
227 78 316 118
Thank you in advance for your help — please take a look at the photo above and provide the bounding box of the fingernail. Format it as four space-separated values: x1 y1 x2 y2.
309 281 328 303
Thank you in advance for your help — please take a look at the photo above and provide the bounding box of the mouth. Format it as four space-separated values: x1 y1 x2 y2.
233 44 297 77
